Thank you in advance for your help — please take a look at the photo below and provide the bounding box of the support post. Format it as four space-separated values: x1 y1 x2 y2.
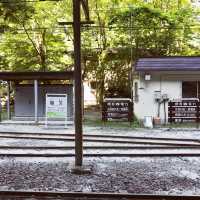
34 80 38 124
196 101 199 129
7 81 11 120
73 0 83 167
0 95 1 122
169 101 173 124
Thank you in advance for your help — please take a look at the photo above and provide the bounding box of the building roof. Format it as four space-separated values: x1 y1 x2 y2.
0 71 74 81
135 57 200 71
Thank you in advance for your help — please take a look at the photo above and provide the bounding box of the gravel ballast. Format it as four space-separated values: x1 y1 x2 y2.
0 124 199 195
0 157 199 195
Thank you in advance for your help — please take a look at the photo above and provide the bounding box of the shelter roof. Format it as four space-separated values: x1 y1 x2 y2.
135 57 200 72
0 71 74 81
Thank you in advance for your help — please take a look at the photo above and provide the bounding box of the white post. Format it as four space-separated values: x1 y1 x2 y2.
34 80 38 123
45 93 48 128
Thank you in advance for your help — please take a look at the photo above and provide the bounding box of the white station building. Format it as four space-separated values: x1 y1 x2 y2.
133 56 200 123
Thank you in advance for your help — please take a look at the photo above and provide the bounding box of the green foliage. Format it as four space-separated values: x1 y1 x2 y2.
82 1 199 103
109 5 196 56
0 1 34 22
0 0 199 103
0 1 72 72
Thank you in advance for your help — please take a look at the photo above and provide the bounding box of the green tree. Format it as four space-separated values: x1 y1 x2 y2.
0 0 73 72
81 0 199 104
0 0 199 105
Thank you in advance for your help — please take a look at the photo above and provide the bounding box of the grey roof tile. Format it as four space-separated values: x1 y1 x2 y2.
135 57 200 71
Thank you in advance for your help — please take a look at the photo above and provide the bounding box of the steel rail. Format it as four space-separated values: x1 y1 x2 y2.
0 135 199 146
0 190 199 200
0 145 200 149
1 153 200 157
0 131 199 142
0 134 200 146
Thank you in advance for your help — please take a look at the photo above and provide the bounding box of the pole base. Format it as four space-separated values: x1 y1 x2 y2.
71 165 93 175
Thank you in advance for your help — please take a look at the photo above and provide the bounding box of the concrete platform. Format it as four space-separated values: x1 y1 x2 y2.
1 120 74 126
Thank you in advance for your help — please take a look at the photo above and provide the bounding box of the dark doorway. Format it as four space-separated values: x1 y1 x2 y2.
182 81 198 98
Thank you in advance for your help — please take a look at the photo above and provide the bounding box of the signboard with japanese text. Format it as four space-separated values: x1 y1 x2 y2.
102 98 133 122
45 94 68 127
168 98 199 123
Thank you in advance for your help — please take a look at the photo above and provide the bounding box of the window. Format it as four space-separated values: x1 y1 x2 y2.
182 81 197 98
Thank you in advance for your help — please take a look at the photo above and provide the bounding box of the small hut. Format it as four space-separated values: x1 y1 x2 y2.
0 71 74 123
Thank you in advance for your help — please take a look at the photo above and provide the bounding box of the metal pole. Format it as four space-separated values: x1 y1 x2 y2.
73 0 83 167
34 80 38 123
7 81 11 120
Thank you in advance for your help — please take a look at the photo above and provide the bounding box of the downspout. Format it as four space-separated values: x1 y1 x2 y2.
157 75 162 118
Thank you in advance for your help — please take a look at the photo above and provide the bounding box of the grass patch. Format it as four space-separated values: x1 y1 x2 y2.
83 110 141 129
83 118 141 129
164 122 200 128
0 109 8 121
0 107 14 121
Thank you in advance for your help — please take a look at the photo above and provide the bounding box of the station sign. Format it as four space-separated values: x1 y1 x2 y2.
45 94 68 127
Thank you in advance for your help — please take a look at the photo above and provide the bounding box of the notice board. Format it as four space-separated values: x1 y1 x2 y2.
45 93 68 127
102 98 133 122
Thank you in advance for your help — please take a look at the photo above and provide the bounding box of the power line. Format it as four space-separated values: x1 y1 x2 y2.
0 27 197 35
88 5 198 13
81 25 200 30
0 23 200 34
6 24 200 31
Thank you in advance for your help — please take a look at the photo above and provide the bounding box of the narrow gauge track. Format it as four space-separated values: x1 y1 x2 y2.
1 131 200 142
1 147 200 157
0 146 200 149
0 191 198 200
0 132 199 147
1 136 199 146
0 131 200 157
2 153 200 157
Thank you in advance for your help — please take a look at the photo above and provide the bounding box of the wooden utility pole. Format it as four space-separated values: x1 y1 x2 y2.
73 0 83 167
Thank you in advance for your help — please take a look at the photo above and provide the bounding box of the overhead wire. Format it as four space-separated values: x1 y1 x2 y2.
1 23 200 32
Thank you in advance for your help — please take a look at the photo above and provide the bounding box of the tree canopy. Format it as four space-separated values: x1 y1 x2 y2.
0 0 199 103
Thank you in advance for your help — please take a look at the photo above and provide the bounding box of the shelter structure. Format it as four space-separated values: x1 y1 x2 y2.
0 71 74 123
134 56 200 123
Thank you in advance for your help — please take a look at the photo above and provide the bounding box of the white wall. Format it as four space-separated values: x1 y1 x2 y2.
83 81 97 106
133 73 182 123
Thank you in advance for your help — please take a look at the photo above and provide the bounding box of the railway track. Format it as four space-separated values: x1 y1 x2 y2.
1 131 200 142
0 132 199 145
0 131 200 157
0 191 199 200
